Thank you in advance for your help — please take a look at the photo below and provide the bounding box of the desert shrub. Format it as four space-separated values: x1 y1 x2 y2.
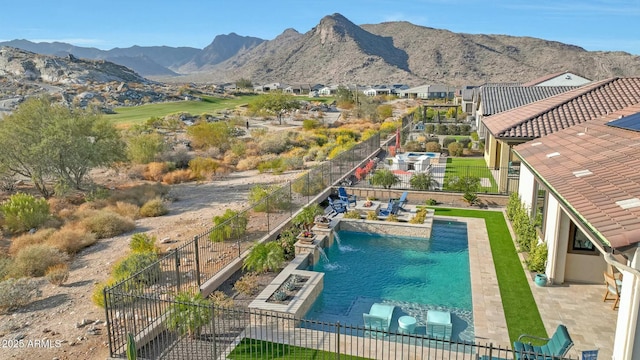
159 148 193 169
143 162 169 181
409 209 428 224
366 211 378 220
343 210 361 219
209 290 234 308
9 228 56 255
442 137 457 148
209 209 248 242
425 198 438 206
0 256 13 280
112 252 160 285
162 169 194 184
448 141 464 156
234 272 259 296
92 278 117 308
109 201 140 220
126 133 166 164
235 155 262 171
386 214 399 222
12 244 69 277
80 210 135 239
292 173 326 196
425 141 441 152
257 157 286 174
45 263 69 286
130 233 159 254
258 132 290 154
110 183 169 206
188 157 220 180
0 193 51 233
458 137 472 148
139 197 168 217
46 227 97 254
249 185 290 212
126 164 147 180
0 278 42 314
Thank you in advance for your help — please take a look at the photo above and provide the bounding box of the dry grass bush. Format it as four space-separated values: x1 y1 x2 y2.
45 263 69 286
76 199 109 212
108 201 140 220
11 244 69 277
162 169 194 184
210 290 234 308
45 226 97 254
0 256 13 280
9 228 56 255
0 278 42 313
79 210 135 239
143 162 169 181
222 151 240 166
109 183 169 207
234 272 259 296
236 155 262 171
139 197 168 217
127 163 147 180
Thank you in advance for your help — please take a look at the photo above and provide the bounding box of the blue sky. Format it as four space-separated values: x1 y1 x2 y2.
2 0 639 55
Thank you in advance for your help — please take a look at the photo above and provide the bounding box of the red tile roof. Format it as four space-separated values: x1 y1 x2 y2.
514 103 640 249
484 77 640 139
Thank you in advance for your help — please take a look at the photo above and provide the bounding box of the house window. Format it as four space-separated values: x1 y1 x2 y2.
568 222 597 254
532 181 547 232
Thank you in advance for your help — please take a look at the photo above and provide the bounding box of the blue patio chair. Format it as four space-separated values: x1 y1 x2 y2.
328 197 347 214
513 324 573 360
397 191 408 210
338 187 357 207
378 200 399 217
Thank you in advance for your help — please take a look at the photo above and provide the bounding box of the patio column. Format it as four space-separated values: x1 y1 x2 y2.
612 247 640 360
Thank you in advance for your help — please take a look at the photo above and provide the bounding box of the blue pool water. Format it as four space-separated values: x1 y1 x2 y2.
304 220 473 341
406 152 438 158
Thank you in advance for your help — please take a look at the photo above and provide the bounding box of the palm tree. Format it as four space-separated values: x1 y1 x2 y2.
370 169 400 189
167 292 212 339
293 203 323 232
410 172 439 190
243 242 284 273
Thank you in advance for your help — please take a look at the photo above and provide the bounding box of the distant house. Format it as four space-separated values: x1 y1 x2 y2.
475 83 583 138
522 71 591 86
363 85 392 97
397 84 455 100
254 82 287 92
318 85 339 96
284 83 324 95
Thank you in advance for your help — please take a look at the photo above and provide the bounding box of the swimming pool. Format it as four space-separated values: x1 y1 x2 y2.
303 220 473 341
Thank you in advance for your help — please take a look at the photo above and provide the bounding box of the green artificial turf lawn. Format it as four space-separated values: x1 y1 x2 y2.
443 157 499 193
227 338 372 359
433 207 547 343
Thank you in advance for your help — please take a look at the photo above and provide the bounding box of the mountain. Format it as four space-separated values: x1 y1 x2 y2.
0 46 148 84
2 13 640 85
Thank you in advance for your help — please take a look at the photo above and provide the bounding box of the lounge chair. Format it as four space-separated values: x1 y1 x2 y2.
513 324 573 360
363 303 395 337
328 197 347 214
378 200 400 217
338 187 357 207
397 191 408 210
603 271 622 310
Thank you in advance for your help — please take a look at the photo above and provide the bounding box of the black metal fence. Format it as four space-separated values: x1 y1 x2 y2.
107 297 577 360
104 132 383 357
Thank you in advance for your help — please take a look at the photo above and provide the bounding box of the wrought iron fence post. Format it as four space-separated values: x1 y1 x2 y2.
174 250 181 293
266 195 270 233
306 172 310 205
488 342 493 359
103 286 114 357
336 321 341 360
194 235 201 287
237 238 241 258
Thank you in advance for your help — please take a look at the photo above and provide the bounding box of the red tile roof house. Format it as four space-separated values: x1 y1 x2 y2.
482 77 640 192
481 77 640 359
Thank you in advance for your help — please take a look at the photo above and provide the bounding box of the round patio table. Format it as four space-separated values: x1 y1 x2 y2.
398 315 417 334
